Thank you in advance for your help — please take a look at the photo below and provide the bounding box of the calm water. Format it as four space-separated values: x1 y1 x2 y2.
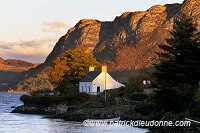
0 92 147 133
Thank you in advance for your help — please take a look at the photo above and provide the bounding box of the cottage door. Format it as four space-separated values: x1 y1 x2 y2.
97 86 100 92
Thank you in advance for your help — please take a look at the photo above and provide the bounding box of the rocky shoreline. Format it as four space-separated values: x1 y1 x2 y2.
11 103 152 122
11 104 200 132
11 104 92 122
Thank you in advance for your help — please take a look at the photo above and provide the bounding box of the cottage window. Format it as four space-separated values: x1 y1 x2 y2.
88 86 90 92
82 86 84 92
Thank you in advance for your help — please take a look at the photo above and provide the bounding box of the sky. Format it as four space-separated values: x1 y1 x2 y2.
0 0 184 63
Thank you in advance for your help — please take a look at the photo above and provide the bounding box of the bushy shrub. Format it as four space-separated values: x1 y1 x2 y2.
65 92 91 105
189 105 200 117
84 97 103 108
135 101 157 116
20 95 67 106
152 84 197 112
194 85 200 103
124 71 151 95
20 92 91 106
55 82 78 94
129 92 148 101
20 94 31 105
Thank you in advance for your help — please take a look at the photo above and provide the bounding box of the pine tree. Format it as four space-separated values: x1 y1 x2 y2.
154 12 200 111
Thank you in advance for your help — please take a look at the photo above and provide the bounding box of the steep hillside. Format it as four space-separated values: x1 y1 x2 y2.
10 0 200 88
0 58 38 91
44 0 200 71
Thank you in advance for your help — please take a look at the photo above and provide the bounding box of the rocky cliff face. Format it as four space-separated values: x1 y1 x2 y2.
45 0 200 71
182 0 200 30
10 0 200 87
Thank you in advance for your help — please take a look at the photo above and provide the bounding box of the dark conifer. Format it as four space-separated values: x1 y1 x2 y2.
154 12 200 111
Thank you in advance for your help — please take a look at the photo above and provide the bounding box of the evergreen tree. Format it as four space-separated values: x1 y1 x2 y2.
154 12 200 111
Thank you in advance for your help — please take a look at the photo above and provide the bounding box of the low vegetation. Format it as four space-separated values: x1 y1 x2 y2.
20 92 91 107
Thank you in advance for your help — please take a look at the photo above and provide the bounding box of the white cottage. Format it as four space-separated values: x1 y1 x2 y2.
79 66 125 95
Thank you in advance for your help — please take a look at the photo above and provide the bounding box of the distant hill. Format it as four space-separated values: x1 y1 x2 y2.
9 0 200 89
3 59 34 68
0 58 38 91
0 58 38 72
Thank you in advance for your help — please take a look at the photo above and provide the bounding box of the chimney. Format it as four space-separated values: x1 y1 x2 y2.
89 66 95 72
101 65 107 72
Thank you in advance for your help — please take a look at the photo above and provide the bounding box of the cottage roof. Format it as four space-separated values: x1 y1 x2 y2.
80 70 101 82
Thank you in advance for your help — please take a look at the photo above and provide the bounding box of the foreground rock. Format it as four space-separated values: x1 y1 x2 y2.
11 105 56 115
11 103 152 122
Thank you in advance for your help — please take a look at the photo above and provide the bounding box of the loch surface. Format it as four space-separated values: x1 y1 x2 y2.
0 92 147 133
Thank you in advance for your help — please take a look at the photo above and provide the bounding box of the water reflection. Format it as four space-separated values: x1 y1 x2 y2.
0 93 147 133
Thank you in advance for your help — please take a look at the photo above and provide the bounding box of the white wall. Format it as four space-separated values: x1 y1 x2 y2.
79 82 92 93
79 72 125 95
92 72 124 92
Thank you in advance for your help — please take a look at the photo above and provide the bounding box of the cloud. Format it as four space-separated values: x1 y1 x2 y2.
0 36 59 63
42 21 71 34
0 43 12 49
